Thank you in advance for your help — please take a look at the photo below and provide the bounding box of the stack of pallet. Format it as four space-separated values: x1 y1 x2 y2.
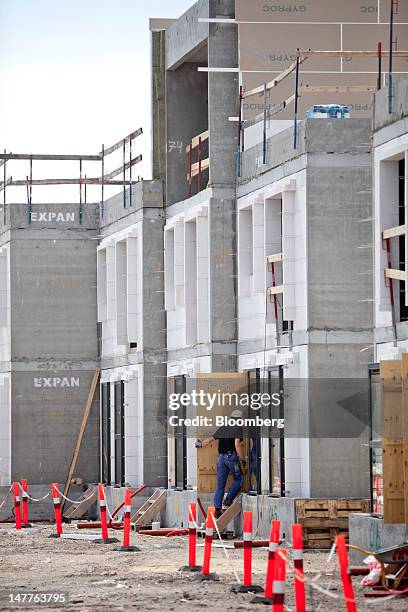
295 498 369 549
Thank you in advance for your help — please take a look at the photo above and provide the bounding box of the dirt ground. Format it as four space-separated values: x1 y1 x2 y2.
0 524 406 611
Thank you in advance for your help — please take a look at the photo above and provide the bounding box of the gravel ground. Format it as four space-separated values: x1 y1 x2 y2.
0 524 407 611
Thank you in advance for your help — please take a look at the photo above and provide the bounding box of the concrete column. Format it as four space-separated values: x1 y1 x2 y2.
253 199 264 293
127 236 138 345
238 207 253 296
185 220 197 346
164 228 175 311
106 243 116 322
282 189 296 322
174 220 185 308
97 248 107 322
115 241 127 346
196 210 210 344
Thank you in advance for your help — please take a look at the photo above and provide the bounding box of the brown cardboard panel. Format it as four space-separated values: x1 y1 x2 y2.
239 23 341 71
242 72 378 120
343 24 408 72
236 0 379 24
380 0 408 24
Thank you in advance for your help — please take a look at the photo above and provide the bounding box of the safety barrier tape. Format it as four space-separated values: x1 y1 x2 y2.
0 485 12 511
212 514 241 584
55 486 97 506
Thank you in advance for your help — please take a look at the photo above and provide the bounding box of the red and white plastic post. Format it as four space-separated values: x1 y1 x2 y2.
94 483 118 545
194 506 218 581
13 482 22 531
179 502 202 572
50 483 63 538
251 519 280 604
272 549 288 612
20 478 32 528
115 487 140 552
292 523 306 612
336 535 357 612
232 511 262 593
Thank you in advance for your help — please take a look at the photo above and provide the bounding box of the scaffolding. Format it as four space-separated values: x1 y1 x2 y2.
0 128 143 224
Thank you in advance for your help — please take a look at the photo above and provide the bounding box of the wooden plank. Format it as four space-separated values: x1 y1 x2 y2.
0 153 101 161
61 368 100 511
401 354 408 532
103 155 142 181
243 55 307 99
244 94 296 128
301 85 376 94
6 178 140 187
186 130 209 153
188 157 210 179
300 50 408 58
382 224 406 240
62 485 98 519
132 490 166 527
385 268 406 282
216 496 242 531
267 253 283 264
267 285 284 296
301 518 349 529
101 128 143 157
381 360 405 525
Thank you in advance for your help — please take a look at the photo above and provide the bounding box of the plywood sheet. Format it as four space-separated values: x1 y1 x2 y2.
381 360 405 525
195 373 249 494
343 24 408 72
235 0 379 24
243 72 376 120
380 0 408 24
401 353 408 532
239 23 341 72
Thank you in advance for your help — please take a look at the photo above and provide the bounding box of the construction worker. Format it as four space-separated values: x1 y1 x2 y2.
195 409 246 519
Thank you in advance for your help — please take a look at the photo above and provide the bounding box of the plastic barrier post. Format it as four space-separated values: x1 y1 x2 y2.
94 483 118 545
336 535 357 612
232 511 262 593
21 479 32 528
115 487 140 552
272 549 287 612
49 483 63 538
179 502 202 572
194 506 218 581
13 482 22 530
251 519 280 604
292 524 306 612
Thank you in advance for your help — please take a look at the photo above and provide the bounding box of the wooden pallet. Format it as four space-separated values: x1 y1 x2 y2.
131 489 166 528
63 485 98 520
295 498 370 549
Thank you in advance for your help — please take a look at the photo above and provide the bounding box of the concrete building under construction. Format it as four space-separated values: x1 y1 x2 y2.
1 0 408 547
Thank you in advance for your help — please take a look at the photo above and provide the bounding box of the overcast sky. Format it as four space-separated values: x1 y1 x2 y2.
0 0 193 202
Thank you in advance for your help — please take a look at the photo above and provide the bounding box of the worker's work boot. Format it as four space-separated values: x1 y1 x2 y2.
215 508 222 519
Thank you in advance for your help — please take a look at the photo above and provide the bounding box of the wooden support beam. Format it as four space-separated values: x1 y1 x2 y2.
267 253 283 264
243 56 307 99
267 285 284 296
245 94 296 129
300 50 408 57
3 178 140 188
101 128 143 157
382 224 406 240
401 354 408 532
186 130 209 153
381 360 405 525
0 153 101 161
385 268 406 282
102 155 142 181
61 368 100 511
300 85 376 94
188 157 209 179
